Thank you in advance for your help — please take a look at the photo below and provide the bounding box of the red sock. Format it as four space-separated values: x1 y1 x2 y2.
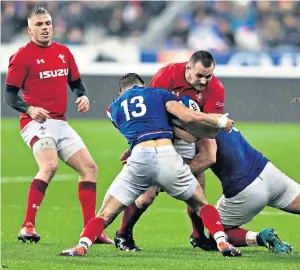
187 206 206 239
81 217 105 243
119 202 147 235
78 182 97 227
199 205 224 236
22 179 48 227
226 228 248 247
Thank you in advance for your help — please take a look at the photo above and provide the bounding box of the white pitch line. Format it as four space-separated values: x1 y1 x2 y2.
2 204 291 216
1 174 76 183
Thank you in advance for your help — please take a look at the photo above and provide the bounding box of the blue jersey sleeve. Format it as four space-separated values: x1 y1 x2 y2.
107 104 118 128
156 88 177 103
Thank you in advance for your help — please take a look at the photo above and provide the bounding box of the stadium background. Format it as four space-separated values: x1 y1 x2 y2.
1 1 300 269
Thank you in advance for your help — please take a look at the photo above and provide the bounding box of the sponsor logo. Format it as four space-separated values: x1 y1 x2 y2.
36 59 45 64
39 68 69 79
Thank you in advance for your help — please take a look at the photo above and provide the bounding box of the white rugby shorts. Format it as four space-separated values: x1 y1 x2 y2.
107 145 198 206
216 162 300 227
21 119 86 162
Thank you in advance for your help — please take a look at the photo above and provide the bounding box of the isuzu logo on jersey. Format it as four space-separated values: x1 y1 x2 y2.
39 68 69 79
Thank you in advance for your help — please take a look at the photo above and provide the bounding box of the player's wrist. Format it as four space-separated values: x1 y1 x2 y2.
25 105 33 116
217 116 227 128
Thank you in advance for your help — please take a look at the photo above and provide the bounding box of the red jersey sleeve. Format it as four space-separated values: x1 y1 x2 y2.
203 76 225 114
67 49 80 82
6 52 29 88
149 65 173 90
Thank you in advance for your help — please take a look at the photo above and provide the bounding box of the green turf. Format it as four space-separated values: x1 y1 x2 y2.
1 119 300 269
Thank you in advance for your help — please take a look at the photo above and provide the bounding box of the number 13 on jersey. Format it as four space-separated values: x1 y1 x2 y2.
121 96 147 121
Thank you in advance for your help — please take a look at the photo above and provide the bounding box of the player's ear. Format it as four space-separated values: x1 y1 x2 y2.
27 27 31 35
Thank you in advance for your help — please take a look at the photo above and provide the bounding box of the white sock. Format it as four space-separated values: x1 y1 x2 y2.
246 231 258 246
213 231 227 250
79 237 93 249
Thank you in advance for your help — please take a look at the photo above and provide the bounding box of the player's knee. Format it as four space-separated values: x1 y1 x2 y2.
97 208 117 224
139 195 155 208
82 162 98 179
40 159 59 178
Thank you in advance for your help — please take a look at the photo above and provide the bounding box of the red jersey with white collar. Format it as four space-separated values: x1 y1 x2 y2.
6 41 80 129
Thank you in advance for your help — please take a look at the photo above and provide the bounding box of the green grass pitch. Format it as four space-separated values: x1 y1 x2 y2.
1 118 300 269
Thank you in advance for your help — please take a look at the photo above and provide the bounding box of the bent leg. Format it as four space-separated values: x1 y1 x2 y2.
282 193 300 214
64 147 98 227
23 139 59 228
119 186 159 236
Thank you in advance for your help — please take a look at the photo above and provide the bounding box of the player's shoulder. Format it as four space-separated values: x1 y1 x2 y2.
9 42 32 62
51 42 72 53
209 75 224 92
160 62 187 74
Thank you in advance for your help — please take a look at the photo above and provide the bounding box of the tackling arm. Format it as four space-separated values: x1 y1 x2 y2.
188 138 217 174
166 100 231 129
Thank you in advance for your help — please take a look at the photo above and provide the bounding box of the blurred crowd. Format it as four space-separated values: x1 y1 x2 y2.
167 1 300 52
2 1 300 52
1 0 167 44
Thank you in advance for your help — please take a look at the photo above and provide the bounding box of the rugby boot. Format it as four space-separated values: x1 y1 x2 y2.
17 222 40 243
218 241 242 257
190 234 218 251
59 244 88 257
94 232 114 244
258 228 292 254
114 230 141 251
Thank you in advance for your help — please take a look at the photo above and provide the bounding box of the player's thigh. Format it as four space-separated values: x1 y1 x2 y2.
216 178 269 227
156 149 198 202
107 153 155 207
282 193 300 214
56 121 88 164
21 119 59 151
265 163 300 210
64 147 97 179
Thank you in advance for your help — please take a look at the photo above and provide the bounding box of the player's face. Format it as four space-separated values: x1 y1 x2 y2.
28 14 53 46
185 62 215 91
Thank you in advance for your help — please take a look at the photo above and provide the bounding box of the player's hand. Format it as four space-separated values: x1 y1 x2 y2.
217 113 234 132
27 106 51 123
76 96 89 113
120 149 131 165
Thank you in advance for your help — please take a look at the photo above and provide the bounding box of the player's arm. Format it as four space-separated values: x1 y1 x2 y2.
4 84 31 113
67 49 89 113
5 53 50 122
107 105 130 165
188 138 217 174
166 100 233 130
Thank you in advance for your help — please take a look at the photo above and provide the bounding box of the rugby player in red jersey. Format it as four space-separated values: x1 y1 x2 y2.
114 51 226 251
4 6 112 245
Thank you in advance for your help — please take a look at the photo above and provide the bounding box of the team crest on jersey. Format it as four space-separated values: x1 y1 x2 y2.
196 93 202 100
58 54 66 63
